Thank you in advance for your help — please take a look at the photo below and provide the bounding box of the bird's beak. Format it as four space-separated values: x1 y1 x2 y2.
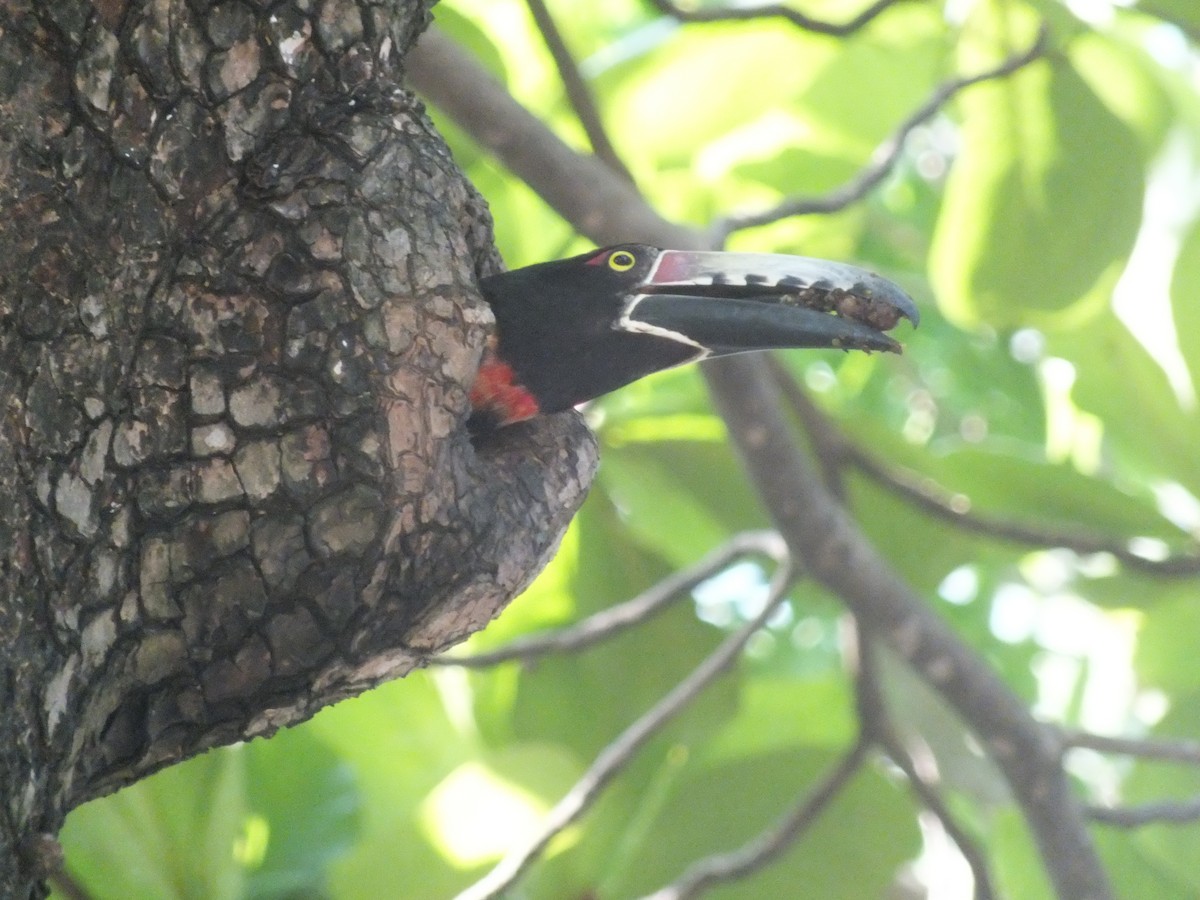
624 250 919 355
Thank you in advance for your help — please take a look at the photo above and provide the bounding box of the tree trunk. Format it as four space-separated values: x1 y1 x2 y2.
0 2 596 895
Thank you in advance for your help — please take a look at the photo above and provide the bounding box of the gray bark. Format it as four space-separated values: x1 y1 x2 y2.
0 3 596 896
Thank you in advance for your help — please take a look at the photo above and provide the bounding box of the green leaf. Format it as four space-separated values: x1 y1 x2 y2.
1137 0 1200 30
992 807 1056 900
58 749 246 900
431 5 509 85
874 307 1048 446
1171 216 1200 402
417 744 582 869
316 676 474 900
244 727 361 898
1050 311 1200 497
1071 31 1172 157
796 7 949 151
597 449 732 567
1098 828 1200 900
848 463 1014 596
607 8 943 171
608 24 841 170
1135 591 1200 693
420 6 514 173
509 491 734 759
605 748 920 899
705 675 857 758
596 437 766 568
1123 696 1200 892
931 52 1145 328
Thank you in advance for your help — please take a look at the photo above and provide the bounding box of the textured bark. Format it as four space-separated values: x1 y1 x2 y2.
0 3 596 896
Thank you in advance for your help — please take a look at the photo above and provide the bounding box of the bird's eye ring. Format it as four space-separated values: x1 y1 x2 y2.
608 251 637 272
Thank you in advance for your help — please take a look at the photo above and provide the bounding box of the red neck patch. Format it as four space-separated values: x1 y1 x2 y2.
469 358 541 428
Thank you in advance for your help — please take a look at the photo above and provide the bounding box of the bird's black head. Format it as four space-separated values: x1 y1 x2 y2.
474 244 918 427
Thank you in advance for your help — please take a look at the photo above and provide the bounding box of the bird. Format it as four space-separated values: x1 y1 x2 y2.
468 243 918 433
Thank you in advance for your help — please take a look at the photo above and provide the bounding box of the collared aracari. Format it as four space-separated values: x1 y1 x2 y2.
468 244 918 433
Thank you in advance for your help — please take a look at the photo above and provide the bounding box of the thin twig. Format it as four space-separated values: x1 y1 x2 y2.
641 738 870 900
851 446 1200 576
646 0 910 37
407 30 689 247
712 27 1049 241
850 622 996 899
1068 732 1200 830
640 617 873 900
49 871 94 900
1062 729 1200 765
771 361 1200 577
453 560 796 900
523 0 637 183
432 530 786 667
23 833 94 900
1088 798 1200 828
884 730 996 900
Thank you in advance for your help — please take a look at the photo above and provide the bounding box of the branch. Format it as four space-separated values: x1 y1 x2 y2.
1088 798 1200 828
1069 730 1200 838
453 561 796 900
25 837 93 900
645 617 995 900
407 32 691 249
704 354 1110 900
850 622 996 899
642 739 870 900
523 0 637 183
771 362 1200 577
1062 730 1200 765
432 530 786 666
852 449 1200 576
49 869 94 900
408 27 1113 900
712 27 1049 241
884 729 996 900
646 0 911 37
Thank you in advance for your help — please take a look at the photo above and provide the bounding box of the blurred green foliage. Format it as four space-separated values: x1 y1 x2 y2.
56 0 1200 897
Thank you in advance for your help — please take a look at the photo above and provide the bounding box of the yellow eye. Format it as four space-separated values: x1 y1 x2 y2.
608 250 637 272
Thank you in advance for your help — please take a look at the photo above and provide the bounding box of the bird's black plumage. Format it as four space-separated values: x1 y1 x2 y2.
470 244 917 430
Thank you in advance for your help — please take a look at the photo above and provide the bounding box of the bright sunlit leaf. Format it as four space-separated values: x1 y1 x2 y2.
932 11 1145 328
420 762 554 866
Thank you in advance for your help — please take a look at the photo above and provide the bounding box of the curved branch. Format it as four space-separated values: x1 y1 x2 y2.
851 624 996 899
770 363 1200 577
407 32 683 248
713 27 1049 241
1088 799 1200 828
454 561 796 900
642 738 870 900
523 0 636 183
705 357 1109 899
646 0 913 37
433 530 786 666
853 447 1200 575
1062 730 1200 764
